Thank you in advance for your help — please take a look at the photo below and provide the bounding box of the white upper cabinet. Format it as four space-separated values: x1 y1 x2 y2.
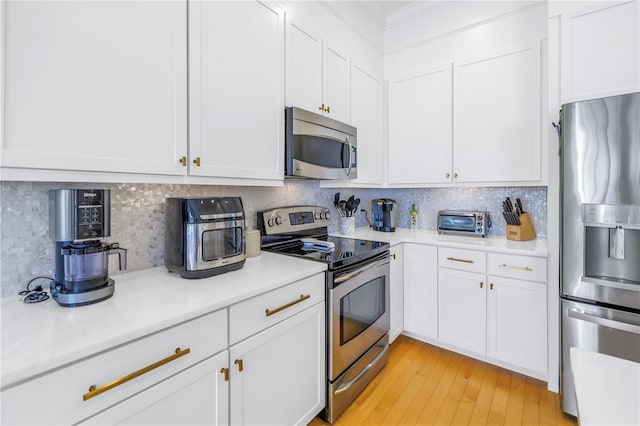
560 0 640 103
284 16 323 115
1 1 187 176
349 63 384 185
285 15 351 123
188 1 284 181
453 46 541 183
388 65 452 185
388 46 541 186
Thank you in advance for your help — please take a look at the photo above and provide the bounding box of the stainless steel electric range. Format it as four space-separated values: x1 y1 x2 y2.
258 205 390 423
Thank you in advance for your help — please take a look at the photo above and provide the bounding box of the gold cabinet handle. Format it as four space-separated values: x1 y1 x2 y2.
265 294 310 317
234 359 244 372
325 105 330 113
193 157 201 167
490 283 494 290
446 256 474 264
83 347 190 401
446 172 450 178
480 282 484 289
179 156 187 166
319 103 325 112
220 367 229 381
499 264 533 272
391 253 397 260
454 172 458 179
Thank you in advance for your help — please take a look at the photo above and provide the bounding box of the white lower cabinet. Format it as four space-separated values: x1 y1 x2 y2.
81 351 229 425
389 244 404 343
1 273 327 426
403 244 438 341
486 276 547 375
1 309 228 426
402 245 548 379
438 268 487 355
229 302 325 426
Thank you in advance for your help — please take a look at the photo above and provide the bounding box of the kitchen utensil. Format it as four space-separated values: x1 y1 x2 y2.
516 198 525 214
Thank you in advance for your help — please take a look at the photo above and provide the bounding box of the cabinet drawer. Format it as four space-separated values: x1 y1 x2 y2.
438 247 486 273
229 273 325 345
1 309 227 426
487 253 547 283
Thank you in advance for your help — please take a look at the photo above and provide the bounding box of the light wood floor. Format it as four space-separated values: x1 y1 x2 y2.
310 335 578 426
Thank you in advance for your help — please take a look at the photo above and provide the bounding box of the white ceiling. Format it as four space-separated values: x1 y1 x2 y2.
346 1 451 27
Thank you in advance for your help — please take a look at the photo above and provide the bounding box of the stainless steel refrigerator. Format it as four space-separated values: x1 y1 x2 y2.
560 92 640 416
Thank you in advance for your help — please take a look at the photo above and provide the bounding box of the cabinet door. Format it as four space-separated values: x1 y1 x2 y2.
388 65 453 184
487 276 547 375
453 47 540 183
229 303 325 426
561 0 640 103
389 244 404 343
1 1 187 175
438 268 486 355
403 244 438 340
80 351 229 425
285 15 322 113
322 45 351 123
188 1 284 180
350 64 384 184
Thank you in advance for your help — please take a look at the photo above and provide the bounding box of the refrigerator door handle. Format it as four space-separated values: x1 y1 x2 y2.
568 308 640 335
580 276 640 293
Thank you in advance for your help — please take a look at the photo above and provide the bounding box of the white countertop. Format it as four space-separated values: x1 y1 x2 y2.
570 347 640 425
334 227 549 257
0 252 326 389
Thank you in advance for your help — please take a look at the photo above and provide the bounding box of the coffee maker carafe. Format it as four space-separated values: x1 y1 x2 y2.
371 199 397 232
50 189 127 307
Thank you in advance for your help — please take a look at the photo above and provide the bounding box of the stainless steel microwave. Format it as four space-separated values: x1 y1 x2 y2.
285 106 357 180
437 210 491 237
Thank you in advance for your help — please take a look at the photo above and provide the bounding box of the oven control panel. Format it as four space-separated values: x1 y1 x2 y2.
258 206 332 235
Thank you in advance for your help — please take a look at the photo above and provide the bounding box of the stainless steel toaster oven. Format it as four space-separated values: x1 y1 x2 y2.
437 210 491 237
165 197 245 278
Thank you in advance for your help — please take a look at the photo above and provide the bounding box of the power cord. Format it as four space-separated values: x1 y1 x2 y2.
18 276 52 304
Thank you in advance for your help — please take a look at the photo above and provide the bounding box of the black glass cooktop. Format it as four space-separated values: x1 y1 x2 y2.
264 235 389 270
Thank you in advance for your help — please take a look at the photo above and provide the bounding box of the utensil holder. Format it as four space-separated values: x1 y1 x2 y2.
340 216 355 236
506 212 536 241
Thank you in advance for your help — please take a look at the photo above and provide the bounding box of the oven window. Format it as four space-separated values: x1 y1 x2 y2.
340 277 385 345
439 215 476 232
202 227 243 261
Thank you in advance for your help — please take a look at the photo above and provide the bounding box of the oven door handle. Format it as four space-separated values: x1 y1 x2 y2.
568 308 640 334
334 258 388 285
335 342 389 395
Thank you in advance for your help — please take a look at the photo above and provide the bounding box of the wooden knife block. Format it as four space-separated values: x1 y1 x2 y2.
506 212 536 241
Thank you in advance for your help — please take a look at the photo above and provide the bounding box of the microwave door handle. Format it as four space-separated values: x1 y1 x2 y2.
345 137 353 177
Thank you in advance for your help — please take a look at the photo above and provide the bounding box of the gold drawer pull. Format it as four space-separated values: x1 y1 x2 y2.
447 256 474 264
83 347 191 401
234 358 244 372
499 264 533 272
265 294 310 317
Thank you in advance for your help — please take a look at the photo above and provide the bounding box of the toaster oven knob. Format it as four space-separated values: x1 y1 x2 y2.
275 216 283 225
324 212 331 220
268 218 275 227
314 212 321 220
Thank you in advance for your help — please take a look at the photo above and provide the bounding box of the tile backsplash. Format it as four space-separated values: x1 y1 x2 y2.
0 181 546 297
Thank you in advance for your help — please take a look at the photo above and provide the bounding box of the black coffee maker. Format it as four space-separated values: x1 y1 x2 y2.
371 199 397 232
50 189 127 307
